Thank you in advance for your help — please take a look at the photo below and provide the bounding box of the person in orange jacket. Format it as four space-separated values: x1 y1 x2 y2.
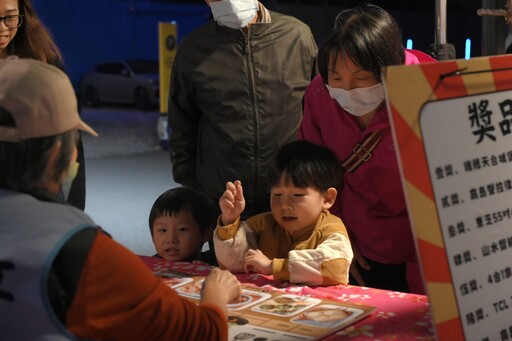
0 57 241 340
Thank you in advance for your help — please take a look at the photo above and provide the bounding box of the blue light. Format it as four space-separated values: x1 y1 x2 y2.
465 39 471 59
406 39 413 49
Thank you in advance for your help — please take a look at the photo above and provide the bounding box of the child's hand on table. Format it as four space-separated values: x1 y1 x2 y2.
244 249 272 275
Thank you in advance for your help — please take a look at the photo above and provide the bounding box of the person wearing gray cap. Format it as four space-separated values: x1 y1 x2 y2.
0 57 241 340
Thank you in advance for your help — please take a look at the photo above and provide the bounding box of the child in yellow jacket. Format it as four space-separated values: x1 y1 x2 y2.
214 140 353 286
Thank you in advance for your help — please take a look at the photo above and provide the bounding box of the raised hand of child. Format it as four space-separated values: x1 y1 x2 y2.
220 180 245 225
243 249 272 275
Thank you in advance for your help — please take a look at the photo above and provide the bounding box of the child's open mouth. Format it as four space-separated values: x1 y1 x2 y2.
281 216 297 222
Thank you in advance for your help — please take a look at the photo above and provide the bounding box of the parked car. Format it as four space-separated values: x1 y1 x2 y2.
80 60 159 110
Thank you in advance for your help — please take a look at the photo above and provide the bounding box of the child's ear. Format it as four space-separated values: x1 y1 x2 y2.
201 227 214 243
322 187 337 209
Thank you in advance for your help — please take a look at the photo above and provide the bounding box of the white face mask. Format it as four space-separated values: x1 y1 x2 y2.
60 161 79 201
325 83 385 117
209 0 259 30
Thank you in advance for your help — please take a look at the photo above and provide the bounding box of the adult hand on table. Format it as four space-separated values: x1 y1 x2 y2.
350 242 371 287
243 249 272 275
201 268 242 317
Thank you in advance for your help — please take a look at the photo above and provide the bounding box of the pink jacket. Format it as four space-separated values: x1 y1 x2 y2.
298 50 435 293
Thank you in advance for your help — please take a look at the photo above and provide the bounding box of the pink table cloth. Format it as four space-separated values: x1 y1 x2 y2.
140 256 435 340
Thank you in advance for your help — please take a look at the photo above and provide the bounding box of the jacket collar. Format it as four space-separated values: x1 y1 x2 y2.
25 188 67 204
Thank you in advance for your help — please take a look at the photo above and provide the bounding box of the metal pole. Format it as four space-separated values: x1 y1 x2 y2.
432 0 456 60
436 0 447 45
480 0 506 56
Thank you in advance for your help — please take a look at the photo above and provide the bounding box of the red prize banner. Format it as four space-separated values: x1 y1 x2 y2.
384 54 512 341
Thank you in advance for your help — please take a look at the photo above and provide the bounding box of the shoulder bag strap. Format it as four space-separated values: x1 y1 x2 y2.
342 129 384 173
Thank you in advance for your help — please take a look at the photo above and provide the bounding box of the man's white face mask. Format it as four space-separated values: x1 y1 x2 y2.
209 0 259 30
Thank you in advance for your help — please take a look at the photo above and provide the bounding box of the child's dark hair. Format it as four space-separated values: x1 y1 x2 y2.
267 140 343 191
148 187 215 236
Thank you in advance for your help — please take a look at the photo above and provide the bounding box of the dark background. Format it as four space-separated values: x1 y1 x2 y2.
27 0 497 256
32 0 492 88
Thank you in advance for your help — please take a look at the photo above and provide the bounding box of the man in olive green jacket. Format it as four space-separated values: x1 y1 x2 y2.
168 0 317 222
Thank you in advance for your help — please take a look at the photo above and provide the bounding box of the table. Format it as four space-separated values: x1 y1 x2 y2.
140 256 435 340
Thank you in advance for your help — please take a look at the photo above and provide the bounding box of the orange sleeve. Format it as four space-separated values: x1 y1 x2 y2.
66 231 227 341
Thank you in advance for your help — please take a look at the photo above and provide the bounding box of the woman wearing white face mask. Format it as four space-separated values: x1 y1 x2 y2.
299 4 436 295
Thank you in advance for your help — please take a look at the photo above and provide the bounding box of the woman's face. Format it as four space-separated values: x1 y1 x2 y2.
327 52 379 91
0 0 20 57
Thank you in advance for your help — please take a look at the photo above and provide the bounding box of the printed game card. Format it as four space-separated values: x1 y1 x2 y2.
229 324 313 341
147 258 375 340
175 279 204 299
227 289 272 311
251 294 321 317
290 304 365 329
155 271 193 289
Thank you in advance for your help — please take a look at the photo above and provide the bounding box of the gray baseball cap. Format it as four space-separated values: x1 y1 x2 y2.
0 56 98 142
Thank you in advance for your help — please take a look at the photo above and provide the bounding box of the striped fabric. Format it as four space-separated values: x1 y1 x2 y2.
341 130 383 172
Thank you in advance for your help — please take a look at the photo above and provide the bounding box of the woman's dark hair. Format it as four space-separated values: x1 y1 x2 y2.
318 3 404 83
7 0 64 67
0 107 78 191
148 187 215 236
267 140 343 192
